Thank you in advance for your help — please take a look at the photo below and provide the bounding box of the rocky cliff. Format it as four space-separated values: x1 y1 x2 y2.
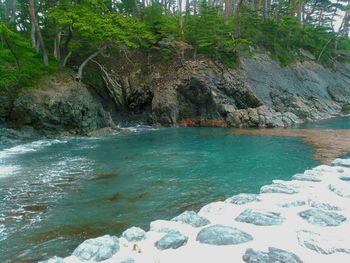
2 53 350 134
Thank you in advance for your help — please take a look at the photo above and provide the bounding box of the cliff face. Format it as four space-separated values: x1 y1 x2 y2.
2 54 350 134
147 54 350 127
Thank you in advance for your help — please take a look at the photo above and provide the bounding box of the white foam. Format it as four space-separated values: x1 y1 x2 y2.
0 165 18 177
0 139 67 159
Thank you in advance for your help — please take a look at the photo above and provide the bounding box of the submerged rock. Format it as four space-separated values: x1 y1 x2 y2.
292 173 322 182
225 193 260 205
196 224 253 245
260 183 298 194
298 209 346 226
171 211 210 227
154 231 188 250
122 227 146 242
235 209 285 226
73 235 119 262
297 230 350 255
242 247 303 263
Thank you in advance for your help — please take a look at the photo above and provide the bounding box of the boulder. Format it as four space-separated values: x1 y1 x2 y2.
171 211 210 227
10 76 114 135
329 183 350 198
243 247 303 263
235 209 285 226
297 230 350 255
260 183 298 194
298 209 346 226
292 173 322 182
150 220 181 234
73 235 119 262
280 200 306 208
154 231 188 250
225 193 260 205
196 224 253 245
332 158 350 168
122 227 146 242
309 200 340 211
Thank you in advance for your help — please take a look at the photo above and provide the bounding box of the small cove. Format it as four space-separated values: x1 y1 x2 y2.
1 116 349 262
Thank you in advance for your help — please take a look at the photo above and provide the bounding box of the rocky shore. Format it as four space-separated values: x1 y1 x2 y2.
41 158 350 263
2 54 350 136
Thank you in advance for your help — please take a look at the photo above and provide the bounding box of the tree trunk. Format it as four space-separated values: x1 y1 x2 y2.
263 0 269 18
224 0 233 25
5 0 16 23
30 22 36 49
28 0 48 65
256 0 261 15
75 47 106 82
235 0 244 38
186 0 190 14
178 0 184 38
54 27 61 61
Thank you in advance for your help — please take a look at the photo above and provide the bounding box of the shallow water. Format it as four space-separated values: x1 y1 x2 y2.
0 117 349 262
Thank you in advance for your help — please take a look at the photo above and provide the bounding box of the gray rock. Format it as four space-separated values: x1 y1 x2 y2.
235 209 285 226
260 183 298 194
9 77 114 136
122 227 146 242
171 211 210 227
339 175 350 181
332 158 350 168
298 209 346 226
298 230 350 255
225 193 260 205
196 224 253 245
292 173 321 182
243 247 303 263
329 184 350 198
119 258 136 263
154 231 188 250
309 201 340 211
73 235 119 262
280 200 306 208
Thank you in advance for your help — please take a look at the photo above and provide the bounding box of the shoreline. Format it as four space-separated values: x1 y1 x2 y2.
42 158 350 263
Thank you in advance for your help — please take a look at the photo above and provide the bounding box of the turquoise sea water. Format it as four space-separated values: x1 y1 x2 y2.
0 117 349 262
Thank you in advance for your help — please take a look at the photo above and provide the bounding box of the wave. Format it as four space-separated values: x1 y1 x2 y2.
0 139 68 159
117 124 160 133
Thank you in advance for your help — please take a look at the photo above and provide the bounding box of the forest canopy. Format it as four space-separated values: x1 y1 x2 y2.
1 0 350 90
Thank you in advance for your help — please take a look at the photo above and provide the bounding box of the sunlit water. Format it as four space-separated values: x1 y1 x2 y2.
1 117 349 262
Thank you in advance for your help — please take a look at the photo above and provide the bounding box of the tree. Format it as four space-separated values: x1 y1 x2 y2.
50 4 154 81
28 0 48 65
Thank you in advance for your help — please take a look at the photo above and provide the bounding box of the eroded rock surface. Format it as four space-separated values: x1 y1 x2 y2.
242 247 303 263
298 209 346 226
196 224 253 245
235 209 285 226
73 235 119 262
171 211 210 227
225 193 260 205
154 232 188 250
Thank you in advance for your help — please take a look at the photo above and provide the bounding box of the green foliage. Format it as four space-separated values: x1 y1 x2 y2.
184 6 248 67
0 23 56 91
142 4 179 40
